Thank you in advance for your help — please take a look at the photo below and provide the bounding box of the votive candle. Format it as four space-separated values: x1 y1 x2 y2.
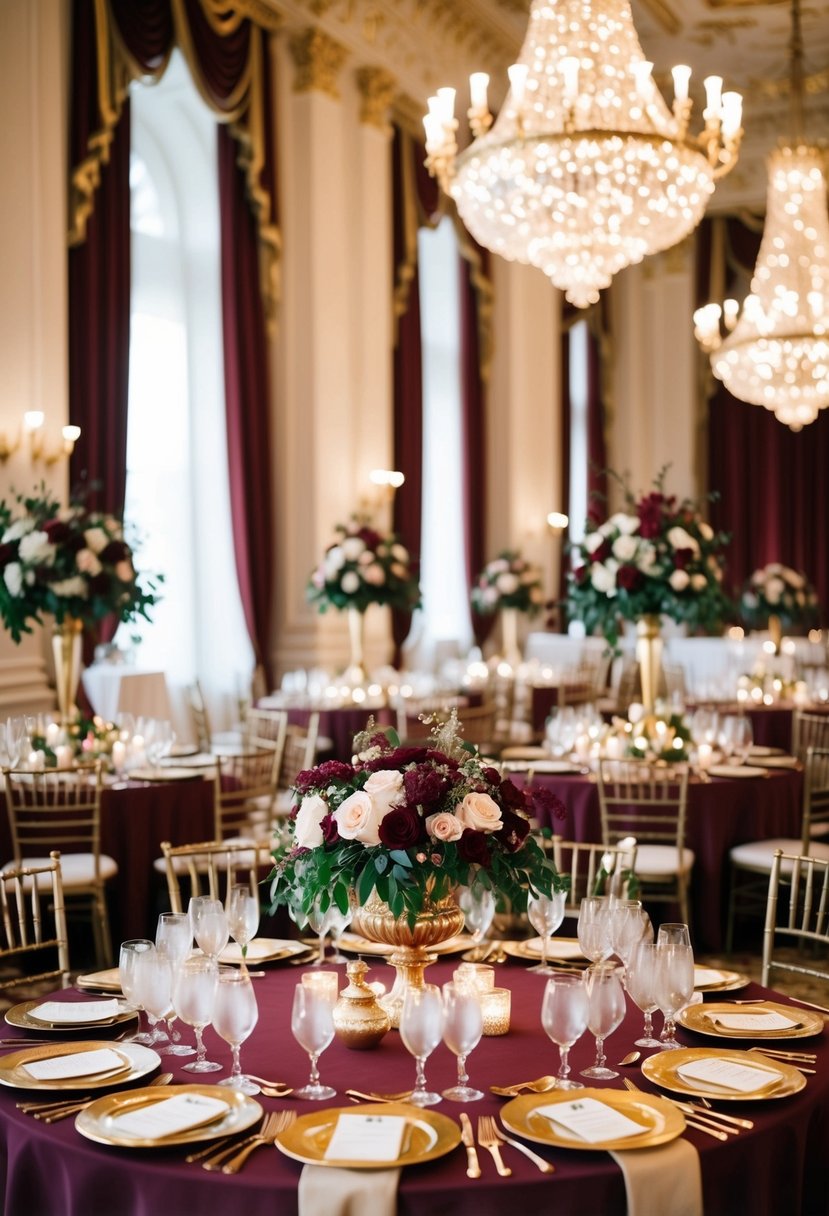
302 970 339 1003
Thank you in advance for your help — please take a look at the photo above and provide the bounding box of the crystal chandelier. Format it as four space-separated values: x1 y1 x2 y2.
423 0 742 308
693 0 829 431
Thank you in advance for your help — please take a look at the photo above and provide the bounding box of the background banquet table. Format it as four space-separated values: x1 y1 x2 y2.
258 701 395 762
514 768 803 951
0 960 826 1216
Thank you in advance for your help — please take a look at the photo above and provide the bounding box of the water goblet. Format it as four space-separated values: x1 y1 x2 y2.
192 898 229 963
214 969 260 1095
441 982 484 1102
653 942 695 1049
155 913 194 1056
174 954 221 1072
458 884 497 945
526 889 566 974
118 939 156 1044
291 982 336 1100
625 941 664 1048
577 896 612 965
607 899 651 970
5 716 25 768
306 896 338 967
657 923 691 948
227 885 260 962
541 972 589 1090
133 946 173 1048
325 902 354 965
580 963 626 1079
400 984 444 1107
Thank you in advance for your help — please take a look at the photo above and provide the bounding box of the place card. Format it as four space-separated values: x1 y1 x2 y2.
23 1047 125 1081
537 1098 646 1144
28 1000 124 1025
694 968 727 988
111 1093 230 1139
677 1058 778 1093
709 1011 800 1032
324 1113 407 1162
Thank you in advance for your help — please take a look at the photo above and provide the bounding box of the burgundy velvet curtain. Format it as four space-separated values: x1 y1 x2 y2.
700 217 829 616
461 252 493 650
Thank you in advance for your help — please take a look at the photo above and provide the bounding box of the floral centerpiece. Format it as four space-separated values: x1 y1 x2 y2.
608 706 692 764
29 714 120 769
0 486 161 643
471 550 545 615
740 564 820 633
307 515 420 615
566 472 731 651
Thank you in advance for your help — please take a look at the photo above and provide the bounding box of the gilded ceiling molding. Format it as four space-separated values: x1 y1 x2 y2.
356 66 398 129
289 26 349 98
636 0 681 35
222 0 283 32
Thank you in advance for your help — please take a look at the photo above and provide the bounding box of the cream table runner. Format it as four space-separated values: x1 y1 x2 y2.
611 1140 703 1216
298 1166 401 1216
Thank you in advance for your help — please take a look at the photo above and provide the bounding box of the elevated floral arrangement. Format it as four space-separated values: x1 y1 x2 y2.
471 550 545 615
307 515 421 615
268 713 567 928
566 470 731 650
740 563 820 631
0 487 161 643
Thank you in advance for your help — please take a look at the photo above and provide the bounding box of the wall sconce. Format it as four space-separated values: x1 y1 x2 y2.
547 511 569 535
21 412 81 465
369 469 405 503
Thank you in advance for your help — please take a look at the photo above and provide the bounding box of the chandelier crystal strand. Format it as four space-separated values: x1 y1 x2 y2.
423 0 742 308
693 0 829 431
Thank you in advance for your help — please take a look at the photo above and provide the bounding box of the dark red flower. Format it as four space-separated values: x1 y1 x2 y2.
616 564 643 592
499 809 531 852
294 760 354 794
457 829 491 867
530 786 568 824
100 540 129 564
0 541 17 567
499 778 527 810
88 573 110 597
673 547 695 571
42 519 71 544
357 526 382 549
67 532 86 553
574 564 589 585
404 765 448 807
483 766 502 786
637 492 665 539
378 808 424 849
593 540 612 563
321 814 340 845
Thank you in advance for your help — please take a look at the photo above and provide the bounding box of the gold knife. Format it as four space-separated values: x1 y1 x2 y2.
459 1112 481 1179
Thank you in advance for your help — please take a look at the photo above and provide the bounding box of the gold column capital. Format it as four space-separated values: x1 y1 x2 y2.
356 66 397 130
289 27 348 99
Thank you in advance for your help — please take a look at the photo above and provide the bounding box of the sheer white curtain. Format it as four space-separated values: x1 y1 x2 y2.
120 53 253 733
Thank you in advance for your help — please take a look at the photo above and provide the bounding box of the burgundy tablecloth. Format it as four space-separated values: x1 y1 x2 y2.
286 707 395 762
0 961 826 1216
518 769 803 951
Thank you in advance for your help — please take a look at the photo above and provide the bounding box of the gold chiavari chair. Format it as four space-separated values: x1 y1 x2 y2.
274 713 320 818
213 748 281 842
159 839 270 915
792 709 829 764
762 850 829 989
548 836 640 917
0 852 70 992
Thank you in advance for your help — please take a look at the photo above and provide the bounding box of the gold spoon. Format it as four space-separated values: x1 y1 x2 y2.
490 1075 558 1097
616 1051 641 1066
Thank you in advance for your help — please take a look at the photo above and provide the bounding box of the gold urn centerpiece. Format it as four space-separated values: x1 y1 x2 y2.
268 712 566 1028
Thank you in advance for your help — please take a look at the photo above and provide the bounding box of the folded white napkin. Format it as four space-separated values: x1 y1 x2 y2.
23 1047 125 1081
677 1057 778 1093
611 1140 703 1216
29 1000 123 1024
299 1167 401 1216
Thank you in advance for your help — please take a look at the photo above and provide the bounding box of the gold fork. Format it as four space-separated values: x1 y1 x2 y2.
476 1115 512 1176
484 1116 554 1174
18 1073 174 1122
622 1079 729 1141
202 1112 279 1172
221 1110 292 1174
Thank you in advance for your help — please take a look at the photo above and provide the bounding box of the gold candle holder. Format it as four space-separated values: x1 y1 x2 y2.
481 987 511 1036
302 970 339 1003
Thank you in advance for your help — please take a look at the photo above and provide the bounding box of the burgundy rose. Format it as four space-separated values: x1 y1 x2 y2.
378 808 424 849
587 504 604 524
88 573 110 597
530 786 568 823
66 532 86 553
483 766 502 786
294 760 354 794
673 547 695 571
593 540 612 563
574 564 589 585
100 540 129 564
363 746 427 771
457 829 491 867
637 492 664 539
499 778 527 810
321 813 341 845
42 519 71 544
500 809 531 852
404 765 448 807
357 526 382 549
0 541 17 568
616 564 643 592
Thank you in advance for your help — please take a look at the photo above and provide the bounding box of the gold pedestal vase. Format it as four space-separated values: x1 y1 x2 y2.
500 606 523 668
635 614 664 715
52 617 83 725
768 614 782 655
344 606 367 685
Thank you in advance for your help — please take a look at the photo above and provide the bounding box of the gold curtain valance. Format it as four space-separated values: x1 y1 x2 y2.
69 0 280 333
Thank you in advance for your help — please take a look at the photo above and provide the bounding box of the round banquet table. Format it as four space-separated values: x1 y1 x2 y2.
256 703 395 762
514 768 803 952
0 960 826 1216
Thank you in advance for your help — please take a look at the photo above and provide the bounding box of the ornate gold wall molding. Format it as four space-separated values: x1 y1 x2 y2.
356 65 397 129
289 26 348 97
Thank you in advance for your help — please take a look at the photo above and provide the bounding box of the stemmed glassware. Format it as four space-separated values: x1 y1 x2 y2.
133 946 173 1048
458 884 497 945
155 912 195 1056
227 885 260 963
719 715 753 764
400 984 444 1108
607 899 652 970
441 983 483 1102
577 896 612 965
580 963 627 1080
306 896 342 967
214 969 260 1095
291 982 336 1100
541 973 589 1090
325 903 354 965
191 897 229 963
653 942 695 1049
173 954 221 1073
118 939 156 1044
625 941 664 1048
5 717 25 768
526 889 566 974
657 923 692 948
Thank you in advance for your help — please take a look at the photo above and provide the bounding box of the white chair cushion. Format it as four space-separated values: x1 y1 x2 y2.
730 838 829 873
634 844 695 877
2 854 118 891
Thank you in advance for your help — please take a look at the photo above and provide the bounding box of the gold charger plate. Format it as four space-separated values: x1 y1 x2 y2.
76 968 122 994
678 1000 824 1040
75 1084 262 1149
337 932 474 958
501 937 588 964
693 967 750 994
750 756 800 769
0 1040 160 1092
708 765 769 779
218 938 309 965
275 1102 461 1169
129 767 204 782
5 999 136 1033
642 1047 806 1101
500 1088 685 1151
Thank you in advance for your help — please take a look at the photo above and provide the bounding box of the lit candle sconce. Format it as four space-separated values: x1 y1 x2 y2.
0 411 82 464
369 469 405 501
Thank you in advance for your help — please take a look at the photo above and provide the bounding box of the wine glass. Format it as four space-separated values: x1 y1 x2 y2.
214 969 260 1095
625 941 664 1048
325 902 354 965
541 973 589 1090
580 963 626 1079
657 923 691 948
441 983 484 1102
118 939 156 1044
526 890 566 974
607 899 651 969
291 982 336 1100
173 954 221 1073
227 885 260 962
576 896 612 965
653 942 695 1049
400 984 444 1107
192 898 229 962
458 884 497 945
728 715 753 764
155 913 194 1056
306 896 338 967
133 946 173 1048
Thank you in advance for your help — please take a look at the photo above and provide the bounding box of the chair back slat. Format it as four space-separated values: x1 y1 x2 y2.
214 748 280 840
4 766 104 876
278 714 319 794
763 849 829 987
548 836 639 913
0 852 70 991
160 840 269 915
792 711 829 764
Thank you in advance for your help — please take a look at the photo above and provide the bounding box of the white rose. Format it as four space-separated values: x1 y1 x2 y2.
496 572 519 595
324 545 345 575
669 569 690 592
340 570 360 594
391 543 409 562
342 537 365 561
765 577 785 605
363 769 405 817
481 586 498 607
50 576 88 598
609 512 640 535
489 558 509 574
699 522 714 541
363 563 385 586
294 794 328 849
637 543 657 572
357 550 374 566
666 526 699 553
612 534 638 562
2 519 34 543
425 811 463 842
334 789 384 845
691 573 707 591
3 562 23 597
84 527 109 554
584 532 605 554
455 792 503 833
18 531 55 565
628 702 645 724
76 548 102 577
591 564 617 595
